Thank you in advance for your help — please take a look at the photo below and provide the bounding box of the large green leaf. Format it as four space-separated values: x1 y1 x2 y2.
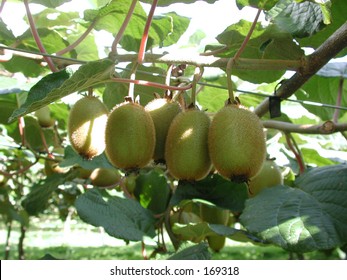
134 169 171 215
240 164 347 252
172 222 263 244
9 59 114 122
30 0 72 8
297 0 347 56
236 0 279 10
22 170 78 216
103 63 167 108
208 20 304 83
266 0 327 38
32 9 79 29
60 146 114 170
84 0 189 52
139 0 219 7
167 243 211 260
170 174 248 212
75 189 156 241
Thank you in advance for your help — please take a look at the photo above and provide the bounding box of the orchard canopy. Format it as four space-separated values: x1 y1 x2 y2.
1 0 347 259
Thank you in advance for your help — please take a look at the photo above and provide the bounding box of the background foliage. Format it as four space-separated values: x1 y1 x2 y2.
1 0 347 260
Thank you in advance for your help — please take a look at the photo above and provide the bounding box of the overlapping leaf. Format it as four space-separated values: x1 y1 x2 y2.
75 189 156 241
170 173 248 212
9 59 114 122
240 164 347 252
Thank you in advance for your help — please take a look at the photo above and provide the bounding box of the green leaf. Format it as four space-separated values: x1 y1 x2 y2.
211 20 304 83
9 59 114 122
0 19 15 41
22 170 78 216
75 189 156 241
240 164 347 252
301 147 338 167
30 0 72 8
167 243 211 260
0 93 17 124
103 63 167 108
266 0 327 38
297 0 347 56
60 146 114 169
170 174 248 212
134 169 171 215
236 0 279 10
294 74 347 121
32 9 79 29
197 76 229 113
85 0 189 51
139 0 219 7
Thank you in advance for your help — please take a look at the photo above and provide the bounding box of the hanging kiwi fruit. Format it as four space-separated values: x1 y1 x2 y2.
89 168 122 187
165 106 212 181
208 101 266 182
248 159 283 197
105 99 156 171
145 94 182 163
68 96 108 159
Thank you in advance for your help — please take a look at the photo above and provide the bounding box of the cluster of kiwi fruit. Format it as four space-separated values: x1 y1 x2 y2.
66 92 268 185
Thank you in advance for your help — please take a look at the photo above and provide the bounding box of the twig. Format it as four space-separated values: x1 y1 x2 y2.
262 120 347 134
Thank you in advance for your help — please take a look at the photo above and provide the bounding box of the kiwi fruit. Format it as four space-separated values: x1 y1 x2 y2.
44 148 69 176
145 97 182 163
89 168 122 187
105 101 155 170
208 104 266 182
248 159 283 197
200 203 230 252
35 106 55 127
165 108 211 181
68 96 108 159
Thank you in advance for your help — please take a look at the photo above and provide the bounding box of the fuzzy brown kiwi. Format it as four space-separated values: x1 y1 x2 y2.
68 96 108 159
145 97 182 163
248 159 283 197
105 101 155 170
208 104 266 182
35 106 55 127
165 108 211 181
200 204 230 252
89 168 122 187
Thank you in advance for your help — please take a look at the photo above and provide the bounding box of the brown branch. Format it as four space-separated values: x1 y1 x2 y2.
255 21 347 117
263 120 347 134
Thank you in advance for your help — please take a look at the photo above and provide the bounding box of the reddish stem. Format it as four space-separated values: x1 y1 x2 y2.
23 0 57 72
56 20 97 56
333 77 344 123
234 8 262 60
138 0 158 64
285 133 305 174
0 0 6 15
111 0 137 55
